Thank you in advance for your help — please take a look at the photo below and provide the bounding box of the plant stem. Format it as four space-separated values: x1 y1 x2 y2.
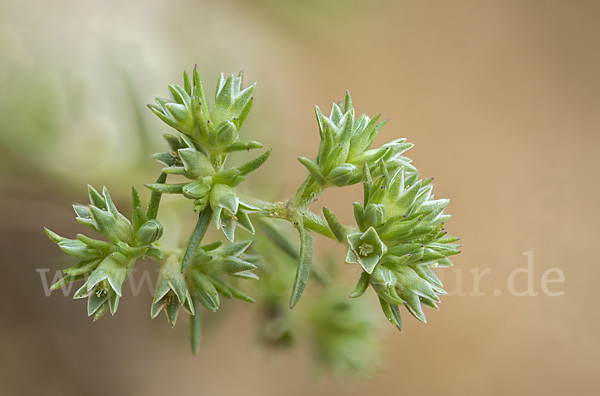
181 209 212 272
255 200 338 242
291 175 325 208
191 299 202 355
146 172 167 220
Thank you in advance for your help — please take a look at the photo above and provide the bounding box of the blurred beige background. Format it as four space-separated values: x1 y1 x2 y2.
0 0 598 395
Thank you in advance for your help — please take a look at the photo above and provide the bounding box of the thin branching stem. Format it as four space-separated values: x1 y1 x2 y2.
146 172 167 220
181 209 212 272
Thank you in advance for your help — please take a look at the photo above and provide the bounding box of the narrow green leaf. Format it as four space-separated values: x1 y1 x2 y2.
222 257 257 273
215 74 234 106
93 302 109 321
210 277 233 298
192 273 220 311
401 290 426 322
144 182 186 194
73 284 91 299
45 228 66 244
343 90 353 113
58 239 100 260
236 149 271 176
109 292 120 315
289 224 313 309
88 185 107 210
192 67 210 118
73 204 94 224
322 207 346 243
152 152 177 167
349 272 370 298
353 202 365 231
235 96 254 129
362 164 372 207
230 271 259 280
379 298 402 331
51 274 85 290
299 210 336 240
227 284 255 303
102 187 120 218
223 140 263 153
183 71 191 95
298 157 326 185
63 258 101 276
76 234 111 252
377 287 404 306
389 304 403 331
131 187 142 210
219 240 252 257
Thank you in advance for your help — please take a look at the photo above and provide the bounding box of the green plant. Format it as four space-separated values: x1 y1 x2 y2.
46 67 460 375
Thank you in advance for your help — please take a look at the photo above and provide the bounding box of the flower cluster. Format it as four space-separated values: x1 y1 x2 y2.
147 69 257 155
297 92 415 192
151 241 257 326
146 69 270 242
46 186 163 320
330 163 460 327
186 240 257 310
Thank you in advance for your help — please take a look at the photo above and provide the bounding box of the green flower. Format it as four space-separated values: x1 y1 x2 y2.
345 227 388 274
211 193 260 242
151 253 194 326
186 240 257 312
71 253 131 321
46 185 164 319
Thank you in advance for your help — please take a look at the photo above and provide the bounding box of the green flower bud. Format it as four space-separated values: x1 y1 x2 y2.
327 163 356 187
363 203 386 227
182 178 212 200
217 120 238 145
136 219 164 244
